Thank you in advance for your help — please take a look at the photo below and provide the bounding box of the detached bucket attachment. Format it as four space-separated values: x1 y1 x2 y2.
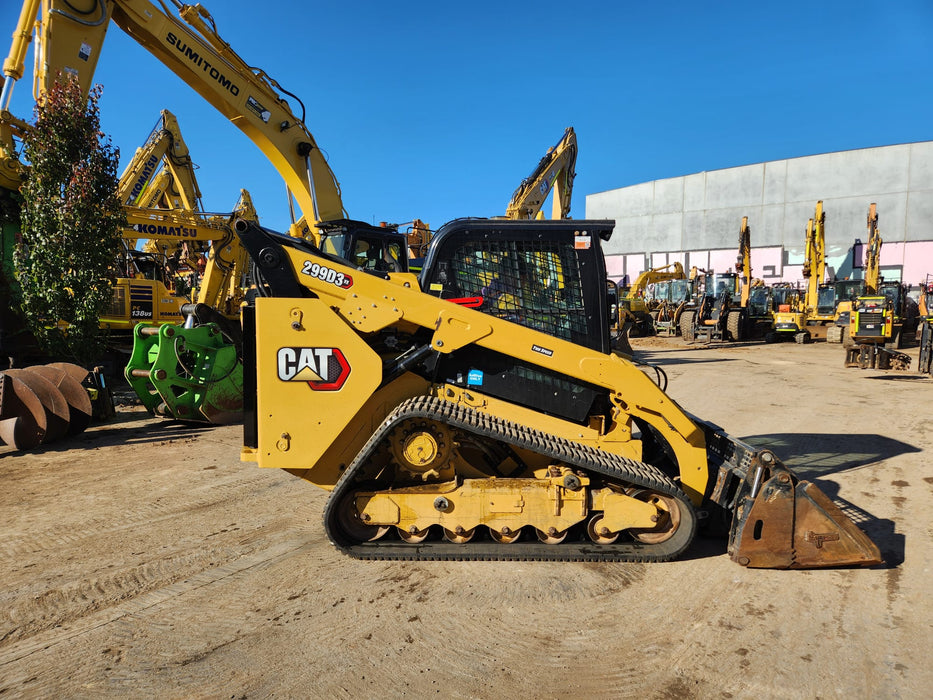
0 362 92 450
701 420 883 569
125 321 243 424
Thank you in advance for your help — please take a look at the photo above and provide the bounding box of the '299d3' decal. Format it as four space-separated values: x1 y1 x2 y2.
277 347 351 391
300 261 353 289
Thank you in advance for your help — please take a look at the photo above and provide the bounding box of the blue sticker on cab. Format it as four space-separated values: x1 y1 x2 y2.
467 369 483 386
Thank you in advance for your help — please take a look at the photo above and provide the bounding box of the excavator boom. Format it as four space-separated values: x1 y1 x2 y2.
505 127 577 220
3 0 346 237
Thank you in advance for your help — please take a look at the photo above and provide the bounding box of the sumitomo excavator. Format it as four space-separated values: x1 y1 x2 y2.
1 0 408 425
2 0 410 262
231 214 881 569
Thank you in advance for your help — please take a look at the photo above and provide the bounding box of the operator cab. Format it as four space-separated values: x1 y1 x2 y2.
747 286 770 317
816 285 837 317
318 220 409 274
419 218 615 353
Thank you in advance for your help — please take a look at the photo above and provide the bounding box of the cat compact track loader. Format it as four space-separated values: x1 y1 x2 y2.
233 216 881 569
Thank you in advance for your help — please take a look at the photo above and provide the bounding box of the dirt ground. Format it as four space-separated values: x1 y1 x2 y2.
0 336 930 699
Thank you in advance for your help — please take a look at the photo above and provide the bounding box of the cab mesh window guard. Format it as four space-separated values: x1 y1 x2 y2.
451 239 588 343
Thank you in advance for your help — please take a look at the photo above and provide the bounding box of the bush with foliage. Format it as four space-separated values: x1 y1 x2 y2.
14 78 124 364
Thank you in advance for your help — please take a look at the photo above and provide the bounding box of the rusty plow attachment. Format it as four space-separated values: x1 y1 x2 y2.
0 362 93 451
702 422 883 569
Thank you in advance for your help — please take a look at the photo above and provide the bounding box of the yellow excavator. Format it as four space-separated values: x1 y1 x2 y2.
844 204 915 369
2 0 408 262
504 127 577 220
769 202 827 343
918 277 933 376
231 214 881 568
106 108 225 331
617 262 686 336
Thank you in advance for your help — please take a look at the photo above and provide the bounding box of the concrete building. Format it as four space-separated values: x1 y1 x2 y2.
585 142 933 288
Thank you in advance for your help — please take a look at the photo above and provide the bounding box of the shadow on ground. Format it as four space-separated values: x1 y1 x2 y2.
0 411 226 457
740 432 921 477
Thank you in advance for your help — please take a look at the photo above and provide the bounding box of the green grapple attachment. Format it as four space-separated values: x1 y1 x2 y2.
125 320 243 425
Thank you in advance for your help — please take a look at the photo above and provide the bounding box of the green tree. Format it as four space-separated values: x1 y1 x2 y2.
14 78 124 364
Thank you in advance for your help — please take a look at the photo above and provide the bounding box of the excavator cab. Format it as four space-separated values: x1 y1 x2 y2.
816 284 837 317
319 220 410 275
747 286 770 318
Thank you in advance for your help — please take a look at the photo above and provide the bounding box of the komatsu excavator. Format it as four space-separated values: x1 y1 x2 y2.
232 215 881 569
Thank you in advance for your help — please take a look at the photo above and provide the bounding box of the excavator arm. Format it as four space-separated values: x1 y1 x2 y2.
864 203 881 294
802 201 826 314
735 217 751 308
625 262 686 301
2 0 345 237
505 127 577 220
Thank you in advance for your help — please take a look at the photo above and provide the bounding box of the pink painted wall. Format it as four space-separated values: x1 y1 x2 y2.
606 240 933 288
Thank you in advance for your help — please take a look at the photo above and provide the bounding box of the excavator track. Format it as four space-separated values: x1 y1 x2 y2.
323 395 697 562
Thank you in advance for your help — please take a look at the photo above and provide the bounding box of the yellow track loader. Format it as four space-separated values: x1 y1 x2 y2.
234 216 881 569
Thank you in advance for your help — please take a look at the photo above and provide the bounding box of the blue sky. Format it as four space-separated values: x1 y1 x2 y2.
7 0 933 233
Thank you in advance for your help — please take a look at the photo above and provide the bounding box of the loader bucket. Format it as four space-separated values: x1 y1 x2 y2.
700 420 883 569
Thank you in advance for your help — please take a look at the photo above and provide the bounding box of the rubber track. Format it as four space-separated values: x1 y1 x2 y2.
322 395 697 562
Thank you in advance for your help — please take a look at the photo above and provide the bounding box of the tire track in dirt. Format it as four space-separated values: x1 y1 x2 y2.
0 535 318 695
0 471 286 560
2 543 255 646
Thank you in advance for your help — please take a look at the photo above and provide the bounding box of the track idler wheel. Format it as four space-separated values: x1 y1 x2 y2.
728 451 883 568
628 492 682 544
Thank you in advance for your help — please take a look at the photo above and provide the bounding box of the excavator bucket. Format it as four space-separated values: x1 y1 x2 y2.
701 421 882 569
0 363 92 450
